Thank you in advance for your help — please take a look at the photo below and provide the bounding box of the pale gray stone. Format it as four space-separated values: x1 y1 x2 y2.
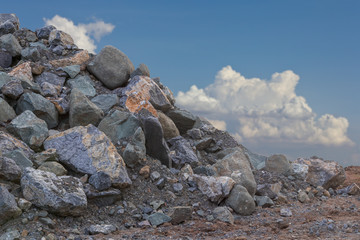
225 184 255 216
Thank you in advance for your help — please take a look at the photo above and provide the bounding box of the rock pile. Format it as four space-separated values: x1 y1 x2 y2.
0 14 356 239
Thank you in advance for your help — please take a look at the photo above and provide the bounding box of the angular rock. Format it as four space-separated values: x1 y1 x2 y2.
143 116 172 168
0 14 19 36
69 89 103 127
17 198 32 211
0 20 16 37
119 75 172 116
0 50 11 68
87 45 134 89
21 47 41 62
91 94 118 113
148 212 172 227
169 206 192 224
0 34 21 56
21 168 87 216
38 161 67 176
40 82 61 97
1 79 23 99
36 25 56 39
6 110 49 150
256 183 282 199
168 136 199 168
0 185 22 225
193 165 216 176
294 157 346 189
166 108 196 134
225 184 255 216
242 146 267 170
63 65 80 78
0 97 16 122
265 154 292 175
84 184 122 207
123 127 146 168
35 71 65 89
43 124 131 188
291 163 309 179
0 156 22 181
158 111 180 140
195 137 214 151
16 92 58 128
88 224 116 235
298 190 310 203
8 61 33 81
50 97 69 115
32 148 58 167
212 206 234 224
3 149 33 171
280 208 292 217
0 72 11 88
212 147 256 196
67 75 96 97
89 171 112 191
130 63 150 78
13 28 37 42
49 29 74 46
192 174 235 203
254 195 274 208
49 50 90 68
98 110 140 144
0 131 34 158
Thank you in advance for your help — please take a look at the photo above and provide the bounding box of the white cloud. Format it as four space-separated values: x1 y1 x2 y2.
176 66 353 146
44 15 115 53
208 119 227 131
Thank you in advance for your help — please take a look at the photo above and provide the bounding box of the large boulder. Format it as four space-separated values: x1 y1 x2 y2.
16 92 58 129
293 157 346 189
265 154 292 175
143 116 172 168
0 185 22 225
166 108 196 134
225 184 255 216
36 25 56 39
6 110 49 151
69 89 104 128
35 71 65 90
122 127 146 168
67 75 96 97
0 131 34 158
192 174 235 203
0 97 16 122
21 168 87 216
158 111 180 140
49 29 74 46
168 136 199 169
43 124 131 188
87 45 134 89
119 75 172 116
98 110 140 144
212 147 256 196
91 94 118 113
0 14 20 36
0 34 21 56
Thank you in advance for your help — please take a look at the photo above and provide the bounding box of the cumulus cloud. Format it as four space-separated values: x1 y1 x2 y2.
176 66 353 146
44 15 115 53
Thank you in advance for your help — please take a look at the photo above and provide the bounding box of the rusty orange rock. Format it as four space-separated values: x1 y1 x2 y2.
49 50 90 68
9 61 33 81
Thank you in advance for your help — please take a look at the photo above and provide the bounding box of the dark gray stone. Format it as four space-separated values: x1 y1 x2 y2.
35 71 66 89
21 47 41 62
0 21 16 36
88 224 116 235
0 14 19 30
98 110 140 144
6 110 49 151
143 116 171 168
91 94 118 113
67 75 96 97
0 131 34 158
3 149 33 170
254 195 274 208
89 171 112 191
195 137 214 151
87 45 134 89
35 25 56 39
166 108 196 134
0 97 16 122
0 50 12 68
212 206 234 224
16 92 58 128
51 45 64 55
158 111 179 140
1 79 23 99
169 206 192 224
123 127 146 168
242 146 267 170
156 178 166 189
43 124 131 188
69 89 103 127
49 29 74 46
148 212 171 227
21 168 87 216
225 184 255 216
130 63 150 78
193 165 216 176
0 156 22 181
0 34 21 57
40 82 60 97
168 136 198 169
84 184 122 207
63 65 80 78
0 185 22 225
0 72 11 88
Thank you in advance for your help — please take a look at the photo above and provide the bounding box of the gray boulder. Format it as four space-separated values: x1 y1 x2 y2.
6 110 49 151
69 89 104 127
88 171 112 191
3 149 33 171
84 184 122 207
63 64 80 78
0 131 34 158
87 45 134 89
35 71 66 89
130 63 150 78
168 136 199 169
212 206 234 224
166 108 196 134
49 29 74 46
36 25 56 39
16 92 58 128
21 168 87 216
43 124 131 188
169 206 192 224
91 94 118 113
143 116 172 168
37 161 67 176
265 154 292 175
225 184 255 216
158 111 179 140
0 156 22 182
1 79 23 99
0 97 16 122
98 110 140 144
67 75 96 97
212 147 256 196
21 47 41 62
0 14 19 30
0 50 12 68
122 127 146 168
0 34 21 57
0 185 22 225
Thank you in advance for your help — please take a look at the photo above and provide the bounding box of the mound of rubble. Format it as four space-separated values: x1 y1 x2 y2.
0 14 359 239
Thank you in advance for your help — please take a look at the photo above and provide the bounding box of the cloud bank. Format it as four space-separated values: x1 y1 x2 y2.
44 15 115 53
176 66 353 146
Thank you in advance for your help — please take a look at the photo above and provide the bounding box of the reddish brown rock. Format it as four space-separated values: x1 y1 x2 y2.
9 61 33 81
49 50 90 68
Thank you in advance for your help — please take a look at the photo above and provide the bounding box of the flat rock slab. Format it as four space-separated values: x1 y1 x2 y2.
21 168 87 216
88 224 116 235
43 124 131 188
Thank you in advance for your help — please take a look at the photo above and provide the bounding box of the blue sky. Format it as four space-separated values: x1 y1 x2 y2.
4 1 360 166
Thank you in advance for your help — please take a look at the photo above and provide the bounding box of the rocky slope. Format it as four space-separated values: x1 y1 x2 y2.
0 14 359 240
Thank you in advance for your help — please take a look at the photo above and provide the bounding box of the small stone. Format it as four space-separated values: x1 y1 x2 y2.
17 198 32 211
139 165 150 178
280 208 292 217
89 171 112 191
298 190 310 203
173 183 183 193
148 212 171 227
212 206 234 224
38 161 67 176
88 224 116 235
0 230 21 240
156 178 166 189
254 195 274 208
169 206 192 224
39 217 55 228
150 200 165 210
63 65 81 78
1 79 23 99
137 220 151 227
150 171 161 181
276 218 290 229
